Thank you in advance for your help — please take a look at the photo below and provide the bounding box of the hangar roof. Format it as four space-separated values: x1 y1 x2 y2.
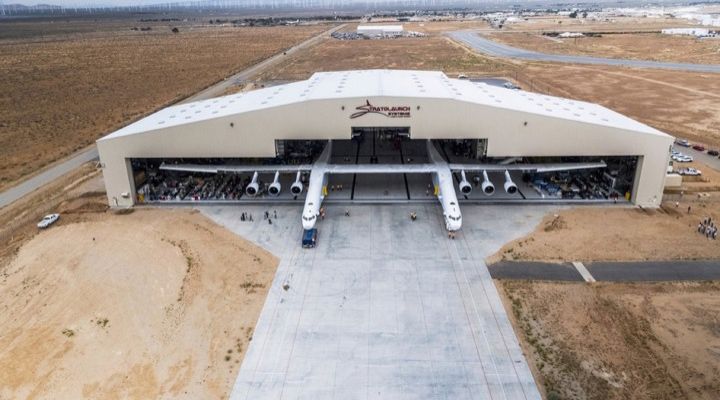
357 24 404 31
101 69 667 140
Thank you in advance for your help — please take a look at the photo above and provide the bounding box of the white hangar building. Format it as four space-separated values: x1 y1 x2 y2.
97 69 673 225
356 24 404 37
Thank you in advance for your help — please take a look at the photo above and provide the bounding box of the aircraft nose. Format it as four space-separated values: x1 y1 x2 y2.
448 219 462 232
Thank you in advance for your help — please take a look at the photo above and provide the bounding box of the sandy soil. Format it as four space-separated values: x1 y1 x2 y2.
491 198 720 263
510 63 720 147
487 31 720 65
0 21 326 192
254 35 512 82
0 206 278 399
498 280 720 400
502 15 698 33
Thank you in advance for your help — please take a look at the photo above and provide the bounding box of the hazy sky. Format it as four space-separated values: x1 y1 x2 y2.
4 0 184 6
3 0 546 7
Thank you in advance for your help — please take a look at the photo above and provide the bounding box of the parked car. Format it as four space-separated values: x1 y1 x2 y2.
692 144 706 151
675 139 691 147
37 213 60 229
676 168 702 176
672 154 693 162
708 149 719 156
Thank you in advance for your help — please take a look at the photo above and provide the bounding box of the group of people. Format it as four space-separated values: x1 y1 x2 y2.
240 210 279 224
697 216 718 240
264 210 278 225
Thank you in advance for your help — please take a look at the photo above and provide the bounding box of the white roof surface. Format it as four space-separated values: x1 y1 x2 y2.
101 69 666 140
357 24 404 31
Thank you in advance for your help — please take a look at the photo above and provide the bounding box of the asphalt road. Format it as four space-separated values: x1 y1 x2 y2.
673 145 720 173
0 24 344 210
490 260 720 281
0 147 100 209
449 31 720 74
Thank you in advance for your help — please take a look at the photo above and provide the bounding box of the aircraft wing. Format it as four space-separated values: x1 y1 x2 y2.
159 161 606 175
159 163 312 174
448 161 606 173
324 164 439 174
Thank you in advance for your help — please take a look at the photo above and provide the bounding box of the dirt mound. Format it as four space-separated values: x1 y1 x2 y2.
0 208 277 399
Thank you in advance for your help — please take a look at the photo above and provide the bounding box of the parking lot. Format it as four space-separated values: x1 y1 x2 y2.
200 203 550 400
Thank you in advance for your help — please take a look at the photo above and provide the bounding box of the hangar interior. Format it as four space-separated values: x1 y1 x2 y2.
131 133 638 204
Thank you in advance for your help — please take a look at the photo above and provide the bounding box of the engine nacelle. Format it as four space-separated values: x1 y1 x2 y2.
245 171 259 196
291 171 303 195
459 170 472 194
481 170 495 196
268 171 281 196
504 170 518 194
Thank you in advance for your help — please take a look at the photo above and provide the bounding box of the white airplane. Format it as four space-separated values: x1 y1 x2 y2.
159 140 605 232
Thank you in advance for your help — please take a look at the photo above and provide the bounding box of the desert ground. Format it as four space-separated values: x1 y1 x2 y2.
510 61 720 146
0 18 327 192
486 31 720 65
254 34 511 82
0 194 277 399
465 18 720 146
502 15 700 33
498 280 720 400
491 197 720 263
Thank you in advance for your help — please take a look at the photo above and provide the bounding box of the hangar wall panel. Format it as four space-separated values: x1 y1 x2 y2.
98 77 673 208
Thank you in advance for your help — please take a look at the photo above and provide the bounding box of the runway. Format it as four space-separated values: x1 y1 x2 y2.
449 31 720 74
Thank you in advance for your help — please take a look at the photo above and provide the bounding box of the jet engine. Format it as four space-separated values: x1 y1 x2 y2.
459 170 472 195
503 170 518 194
291 171 303 195
481 170 495 196
268 171 281 196
245 171 259 196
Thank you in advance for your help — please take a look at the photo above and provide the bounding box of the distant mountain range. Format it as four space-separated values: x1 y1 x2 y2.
2 3 62 9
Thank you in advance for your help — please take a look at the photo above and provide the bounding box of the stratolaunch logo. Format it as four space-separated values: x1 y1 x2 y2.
350 100 411 119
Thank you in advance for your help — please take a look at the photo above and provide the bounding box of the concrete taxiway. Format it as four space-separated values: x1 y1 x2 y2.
449 31 720 74
201 203 548 400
